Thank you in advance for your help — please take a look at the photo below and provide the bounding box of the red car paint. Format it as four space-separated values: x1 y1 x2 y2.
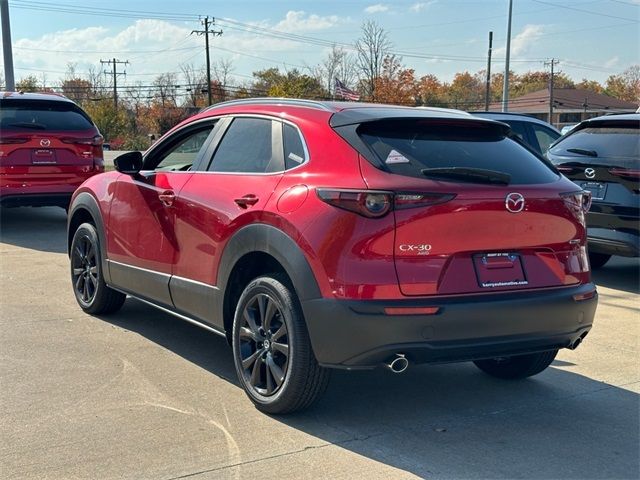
0 92 104 208
73 101 590 302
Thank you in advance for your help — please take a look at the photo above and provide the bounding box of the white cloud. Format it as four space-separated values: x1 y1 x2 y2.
274 10 342 32
364 4 389 14
604 56 619 68
494 24 545 57
410 2 434 13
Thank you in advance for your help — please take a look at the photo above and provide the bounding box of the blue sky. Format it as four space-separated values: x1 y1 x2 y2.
3 0 639 89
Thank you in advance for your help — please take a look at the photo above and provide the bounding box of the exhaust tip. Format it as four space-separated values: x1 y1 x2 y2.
386 353 409 373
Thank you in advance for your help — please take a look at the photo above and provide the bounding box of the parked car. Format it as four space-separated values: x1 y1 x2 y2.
546 113 639 268
0 91 105 209
67 99 597 414
471 111 561 154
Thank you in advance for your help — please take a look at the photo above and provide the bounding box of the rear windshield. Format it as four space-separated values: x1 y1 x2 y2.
549 125 639 166
358 120 559 184
0 99 94 131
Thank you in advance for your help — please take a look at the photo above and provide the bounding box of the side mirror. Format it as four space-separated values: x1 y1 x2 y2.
114 151 143 175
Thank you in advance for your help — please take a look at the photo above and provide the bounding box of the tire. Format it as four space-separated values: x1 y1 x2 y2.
588 252 611 269
70 222 126 315
232 274 330 414
473 350 558 380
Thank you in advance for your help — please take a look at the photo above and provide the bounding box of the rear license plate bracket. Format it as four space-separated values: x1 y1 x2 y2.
577 181 607 200
473 253 528 288
31 149 57 164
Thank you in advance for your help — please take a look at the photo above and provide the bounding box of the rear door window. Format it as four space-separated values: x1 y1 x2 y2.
0 99 94 131
530 124 560 153
209 117 282 173
358 119 559 184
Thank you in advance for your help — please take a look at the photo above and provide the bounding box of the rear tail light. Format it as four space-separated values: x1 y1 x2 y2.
0 137 29 144
317 189 455 218
562 190 592 214
556 166 574 174
609 168 640 180
61 134 104 146
317 190 392 218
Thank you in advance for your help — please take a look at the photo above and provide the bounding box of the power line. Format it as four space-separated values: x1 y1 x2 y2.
191 16 222 106
100 58 129 110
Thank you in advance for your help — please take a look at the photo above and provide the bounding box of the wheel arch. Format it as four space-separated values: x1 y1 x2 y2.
217 224 322 339
67 192 111 284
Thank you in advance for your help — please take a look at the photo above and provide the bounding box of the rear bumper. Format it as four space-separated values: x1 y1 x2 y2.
587 227 639 257
301 284 597 369
0 192 73 208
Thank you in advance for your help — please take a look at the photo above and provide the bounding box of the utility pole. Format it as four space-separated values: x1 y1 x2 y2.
100 58 129 110
1 0 15 90
192 16 222 106
485 31 493 111
502 0 513 112
544 58 560 126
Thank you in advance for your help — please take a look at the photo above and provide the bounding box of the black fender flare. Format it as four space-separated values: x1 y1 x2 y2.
217 223 322 309
67 192 111 284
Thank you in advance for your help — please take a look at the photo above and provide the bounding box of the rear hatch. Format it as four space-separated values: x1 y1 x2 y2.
334 115 590 296
0 98 103 188
547 119 639 232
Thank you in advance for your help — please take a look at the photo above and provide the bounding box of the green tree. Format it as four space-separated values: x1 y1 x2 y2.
16 75 41 92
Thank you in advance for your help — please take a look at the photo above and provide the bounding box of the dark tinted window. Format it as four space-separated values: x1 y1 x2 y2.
283 123 306 169
505 120 528 142
531 124 560 153
0 99 94 131
210 118 278 173
359 120 558 184
549 125 639 166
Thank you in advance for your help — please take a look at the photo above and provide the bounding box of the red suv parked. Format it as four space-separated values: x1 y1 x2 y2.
0 92 104 209
67 99 597 414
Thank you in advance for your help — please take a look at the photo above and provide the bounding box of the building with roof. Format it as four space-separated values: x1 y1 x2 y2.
490 88 638 129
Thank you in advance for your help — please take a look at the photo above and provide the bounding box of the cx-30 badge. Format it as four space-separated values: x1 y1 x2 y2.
39 139 51 147
505 192 525 213
585 168 596 179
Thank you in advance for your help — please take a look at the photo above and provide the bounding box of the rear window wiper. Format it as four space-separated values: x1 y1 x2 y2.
566 148 597 157
7 122 47 130
421 167 511 185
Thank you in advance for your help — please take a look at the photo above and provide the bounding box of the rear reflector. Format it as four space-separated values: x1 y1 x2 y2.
384 306 440 316
573 289 596 302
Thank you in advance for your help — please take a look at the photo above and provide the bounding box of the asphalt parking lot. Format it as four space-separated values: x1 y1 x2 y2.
1 206 638 480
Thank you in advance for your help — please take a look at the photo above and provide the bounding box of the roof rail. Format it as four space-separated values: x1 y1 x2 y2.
201 97 334 113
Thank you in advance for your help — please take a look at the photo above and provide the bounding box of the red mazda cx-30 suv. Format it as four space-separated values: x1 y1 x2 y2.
67 99 597 414
0 91 104 209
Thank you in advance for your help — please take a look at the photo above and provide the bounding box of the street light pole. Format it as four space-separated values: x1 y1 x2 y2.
1 0 15 90
501 0 513 112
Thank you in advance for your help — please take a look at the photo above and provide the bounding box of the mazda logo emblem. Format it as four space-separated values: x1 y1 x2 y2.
505 192 525 213
40 139 51 147
585 168 596 179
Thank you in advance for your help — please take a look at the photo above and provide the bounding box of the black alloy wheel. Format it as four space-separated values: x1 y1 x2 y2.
70 223 126 314
71 233 99 306
232 274 329 414
238 292 290 396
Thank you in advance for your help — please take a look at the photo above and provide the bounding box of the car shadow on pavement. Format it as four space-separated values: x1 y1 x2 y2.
99 297 639 480
0 206 68 254
591 256 640 295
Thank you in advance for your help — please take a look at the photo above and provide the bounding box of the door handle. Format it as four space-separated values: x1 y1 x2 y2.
234 194 259 209
158 190 175 207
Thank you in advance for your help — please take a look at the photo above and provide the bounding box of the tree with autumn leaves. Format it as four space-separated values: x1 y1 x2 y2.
7 21 637 149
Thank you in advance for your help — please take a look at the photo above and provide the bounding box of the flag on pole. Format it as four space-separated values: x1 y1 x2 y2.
334 78 360 101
